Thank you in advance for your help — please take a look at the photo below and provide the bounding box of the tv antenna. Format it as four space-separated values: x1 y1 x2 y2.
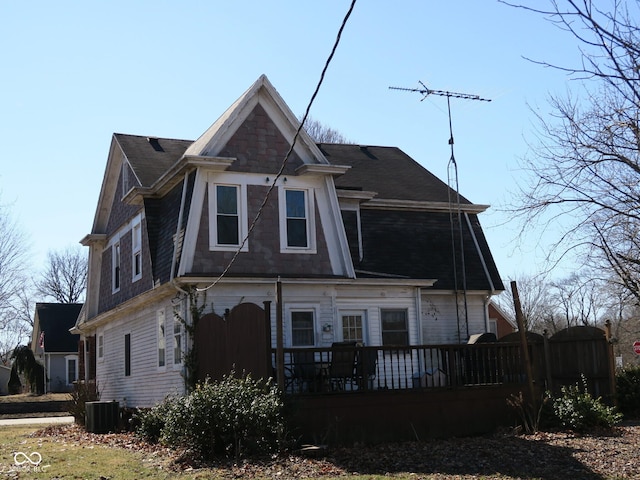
389 81 491 342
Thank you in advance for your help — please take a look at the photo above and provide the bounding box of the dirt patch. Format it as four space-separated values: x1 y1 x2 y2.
35 422 640 479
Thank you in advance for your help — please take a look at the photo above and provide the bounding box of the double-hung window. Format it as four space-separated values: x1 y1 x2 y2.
291 310 315 346
173 321 183 365
132 218 142 282
208 179 248 251
157 310 166 369
112 242 121 292
97 334 104 360
279 187 316 253
216 185 240 245
381 309 409 346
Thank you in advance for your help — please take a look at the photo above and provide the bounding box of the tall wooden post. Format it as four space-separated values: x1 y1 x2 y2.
276 279 285 390
511 281 537 409
604 319 618 405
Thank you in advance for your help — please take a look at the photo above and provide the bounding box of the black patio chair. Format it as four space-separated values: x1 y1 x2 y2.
355 347 378 390
329 342 357 391
291 349 317 393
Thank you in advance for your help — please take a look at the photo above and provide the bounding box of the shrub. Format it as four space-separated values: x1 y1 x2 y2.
67 380 100 425
136 373 285 459
551 375 622 432
616 365 640 418
135 395 177 443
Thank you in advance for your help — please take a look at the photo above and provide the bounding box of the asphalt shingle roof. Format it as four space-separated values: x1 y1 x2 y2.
35 303 82 353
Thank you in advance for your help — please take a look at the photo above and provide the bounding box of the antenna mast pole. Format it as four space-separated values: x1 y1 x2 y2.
390 82 491 342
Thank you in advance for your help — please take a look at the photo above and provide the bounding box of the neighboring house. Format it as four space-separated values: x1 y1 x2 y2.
31 303 82 393
73 75 504 407
488 301 517 339
0 365 10 395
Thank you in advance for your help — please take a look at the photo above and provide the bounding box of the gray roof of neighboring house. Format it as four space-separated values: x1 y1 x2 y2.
35 303 82 353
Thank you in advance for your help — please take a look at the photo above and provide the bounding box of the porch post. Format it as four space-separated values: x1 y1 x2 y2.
276 279 285 390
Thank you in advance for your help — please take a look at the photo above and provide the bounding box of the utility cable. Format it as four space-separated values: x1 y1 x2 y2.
196 0 357 292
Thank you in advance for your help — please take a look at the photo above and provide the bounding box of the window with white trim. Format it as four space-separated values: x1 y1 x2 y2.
208 181 248 251
173 321 183 365
279 187 316 252
291 310 315 346
97 334 104 360
132 219 142 282
381 309 409 346
157 310 166 368
112 242 121 292
341 312 365 344
65 355 78 385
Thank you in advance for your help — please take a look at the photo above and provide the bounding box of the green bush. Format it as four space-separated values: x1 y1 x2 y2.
616 365 640 418
135 396 176 443
136 373 285 459
551 375 622 432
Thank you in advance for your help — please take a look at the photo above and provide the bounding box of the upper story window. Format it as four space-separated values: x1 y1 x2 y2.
216 185 240 245
208 180 248 251
279 187 316 253
112 242 121 293
132 218 142 282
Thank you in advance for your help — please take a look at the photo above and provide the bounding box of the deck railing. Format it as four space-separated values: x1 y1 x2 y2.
273 342 538 395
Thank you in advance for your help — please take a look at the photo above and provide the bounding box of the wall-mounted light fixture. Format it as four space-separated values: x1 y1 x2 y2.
322 323 332 333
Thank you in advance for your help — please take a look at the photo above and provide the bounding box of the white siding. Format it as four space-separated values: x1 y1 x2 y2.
96 300 184 408
421 292 488 344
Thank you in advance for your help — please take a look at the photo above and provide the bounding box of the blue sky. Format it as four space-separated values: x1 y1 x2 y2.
0 1 579 284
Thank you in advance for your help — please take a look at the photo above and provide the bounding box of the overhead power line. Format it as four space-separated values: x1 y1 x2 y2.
196 0 358 292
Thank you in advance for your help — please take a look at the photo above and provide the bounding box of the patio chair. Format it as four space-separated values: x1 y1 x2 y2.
355 347 378 390
291 350 317 393
329 342 357 391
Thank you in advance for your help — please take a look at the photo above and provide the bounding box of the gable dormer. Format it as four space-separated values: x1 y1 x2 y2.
177 75 354 280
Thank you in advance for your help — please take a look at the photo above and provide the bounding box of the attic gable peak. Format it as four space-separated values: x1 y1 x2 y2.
184 75 327 166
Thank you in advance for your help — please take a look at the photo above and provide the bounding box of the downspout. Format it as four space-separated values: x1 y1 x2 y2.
464 213 496 334
170 171 191 294
170 171 191 395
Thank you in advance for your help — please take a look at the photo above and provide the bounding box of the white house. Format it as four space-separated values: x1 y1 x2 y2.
73 75 503 407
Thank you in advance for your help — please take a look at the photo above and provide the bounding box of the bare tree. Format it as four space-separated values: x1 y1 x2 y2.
495 274 554 331
36 246 87 304
300 116 353 143
498 271 614 334
0 199 31 364
504 1 640 302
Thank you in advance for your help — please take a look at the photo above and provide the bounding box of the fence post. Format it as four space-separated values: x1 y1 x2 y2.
542 329 552 392
604 320 618 406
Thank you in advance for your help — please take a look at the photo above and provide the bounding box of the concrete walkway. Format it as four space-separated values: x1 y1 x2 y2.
0 415 74 426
